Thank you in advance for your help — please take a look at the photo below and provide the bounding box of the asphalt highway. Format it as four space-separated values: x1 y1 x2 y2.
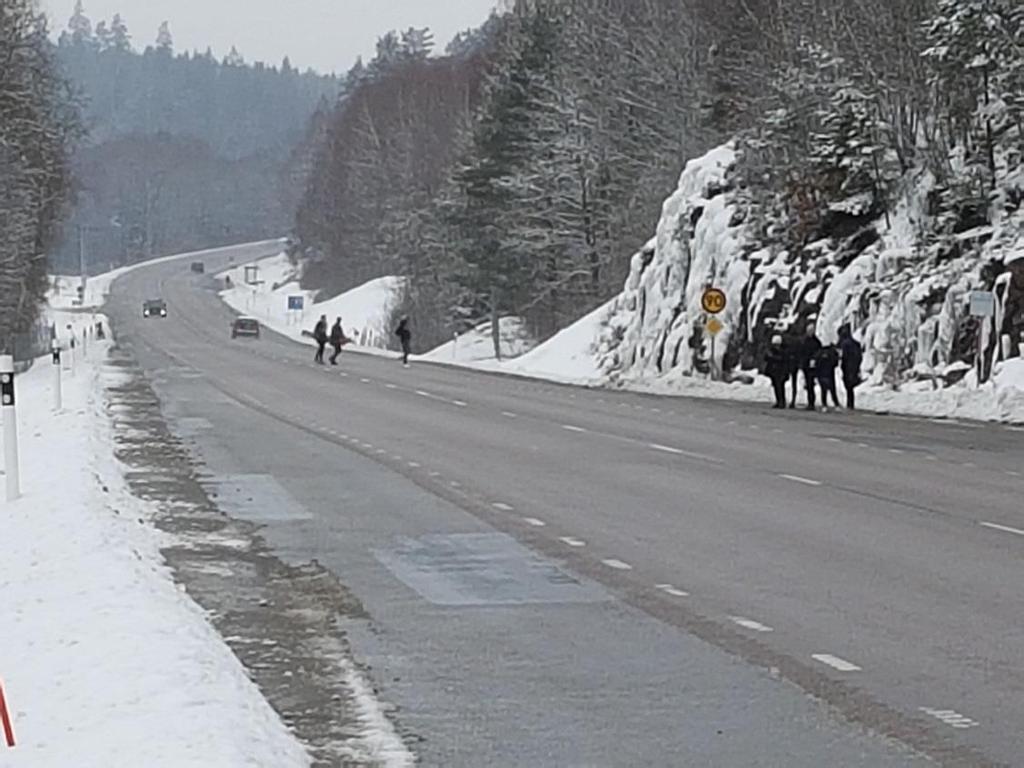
107 243 1024 767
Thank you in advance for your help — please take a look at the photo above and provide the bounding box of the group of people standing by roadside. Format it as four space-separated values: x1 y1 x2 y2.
311 314 413 368
764 323 864 411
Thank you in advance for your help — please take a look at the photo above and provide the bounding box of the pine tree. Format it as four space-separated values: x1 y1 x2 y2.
94 20 112 51
65 0 93 46
109 13 131 52
223 45 244 67
156 21 173 53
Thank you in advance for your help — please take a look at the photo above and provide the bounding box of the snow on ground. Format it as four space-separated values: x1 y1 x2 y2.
0 310 311 768
422 317 535 364
218 253 404 351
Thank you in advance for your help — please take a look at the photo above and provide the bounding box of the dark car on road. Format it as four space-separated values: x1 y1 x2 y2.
231 316 260 339
190 261 205 274
143 299 167 318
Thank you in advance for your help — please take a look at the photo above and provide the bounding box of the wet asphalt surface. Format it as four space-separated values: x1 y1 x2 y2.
102 242 1024 767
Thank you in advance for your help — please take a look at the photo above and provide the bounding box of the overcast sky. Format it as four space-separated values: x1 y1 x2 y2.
40 0 499 74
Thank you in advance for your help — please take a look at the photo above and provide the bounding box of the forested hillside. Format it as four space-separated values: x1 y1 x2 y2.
297 0 1023 380
1 1 78 353
51 1 339 273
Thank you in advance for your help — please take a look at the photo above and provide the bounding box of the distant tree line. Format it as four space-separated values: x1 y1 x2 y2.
0 0 80 353
51 1 339 273
296 0 1023 358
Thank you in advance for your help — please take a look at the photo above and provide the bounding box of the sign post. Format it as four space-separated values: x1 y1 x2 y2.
701 288 728 380
1 355 20 502
970 290 995 385
52 340 62 411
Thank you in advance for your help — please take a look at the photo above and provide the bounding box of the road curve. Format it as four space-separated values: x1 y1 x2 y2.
106 243 1023 768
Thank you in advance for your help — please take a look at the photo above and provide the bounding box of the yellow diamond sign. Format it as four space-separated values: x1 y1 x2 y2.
706 317 725 336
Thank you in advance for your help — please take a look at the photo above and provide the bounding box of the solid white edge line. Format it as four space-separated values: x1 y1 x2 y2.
452 400 468 407
562 424 587 433
812 654 861 672
780 473 823 487
980 521 1024 537
602 559 632 571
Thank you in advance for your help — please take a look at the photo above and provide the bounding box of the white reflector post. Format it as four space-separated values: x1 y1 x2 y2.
0 355 20 502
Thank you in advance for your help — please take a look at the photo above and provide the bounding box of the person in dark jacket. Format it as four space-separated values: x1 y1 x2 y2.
838 324 864 409
816 344 841 410
395 316 412 367
783 333 801 408
329 318 349 365
796 324 822 411
313 315 328 364
764 334 789 409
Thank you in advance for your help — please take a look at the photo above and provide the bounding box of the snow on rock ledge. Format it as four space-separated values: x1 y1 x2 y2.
597 143 749 382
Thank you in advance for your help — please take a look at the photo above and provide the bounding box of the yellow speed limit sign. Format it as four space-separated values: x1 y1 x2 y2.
701 288 727 315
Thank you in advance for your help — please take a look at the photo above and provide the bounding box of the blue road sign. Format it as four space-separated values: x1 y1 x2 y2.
288 296 305 311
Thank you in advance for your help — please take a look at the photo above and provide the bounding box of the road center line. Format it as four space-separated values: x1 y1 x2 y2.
385 383 398 390
980 521 1024 537
523 517 546 527
602 559 633 571
502 411 517 419
649 443 684 455
559 537 586 548
492 502 514 512
780 473 823 487
812 654 861 672
452 400 468 407
730 617 773 633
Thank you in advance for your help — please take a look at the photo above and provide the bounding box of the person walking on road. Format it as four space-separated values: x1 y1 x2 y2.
839 324 864 410
764 335 789 409
395 316 412 367
796 324 822 411
329 318 349 365
816 343 841 410
313 314 328 364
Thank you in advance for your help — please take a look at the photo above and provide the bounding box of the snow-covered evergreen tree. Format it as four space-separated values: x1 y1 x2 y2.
156 21 173 53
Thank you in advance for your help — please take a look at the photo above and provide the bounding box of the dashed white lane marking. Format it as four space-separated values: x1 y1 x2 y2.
780 474 823 487
650 443 684 455
730 617 773 633
655 584 689 597
857 442 869 448
360 378 372 384
962 461 977 468
825 437 842 443
602 559 633 571
407 462 421 469
773 428 784 434
429 471 441 478
523 517 546 527
385 383 398 390
450 481 461 488
559 536 586 548
562 424 587 433
452 400 468 407
926 455 938 461
889 448 904 454
1004 470 1021 477
392 454 402 461
376 449 387 455
492 502 514 512
749 424 760 430
812 654 861 672
980 521 1024 537
502 411 517 419
919 707 980 729
339 372 348 377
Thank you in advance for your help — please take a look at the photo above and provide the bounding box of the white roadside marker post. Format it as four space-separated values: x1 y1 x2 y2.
1 355 20 502
52 340 62 411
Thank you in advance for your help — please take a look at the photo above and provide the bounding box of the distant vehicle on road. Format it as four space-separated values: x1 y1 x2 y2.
231 316 260 339
143 299 167 318
190 261 205 274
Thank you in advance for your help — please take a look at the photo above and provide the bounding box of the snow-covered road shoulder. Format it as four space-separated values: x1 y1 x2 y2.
0 333 310 767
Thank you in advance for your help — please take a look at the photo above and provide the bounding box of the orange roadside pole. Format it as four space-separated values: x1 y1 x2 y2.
0 679 15 747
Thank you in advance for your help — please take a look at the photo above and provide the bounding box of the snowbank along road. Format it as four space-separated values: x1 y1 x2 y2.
105 242 1023 767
